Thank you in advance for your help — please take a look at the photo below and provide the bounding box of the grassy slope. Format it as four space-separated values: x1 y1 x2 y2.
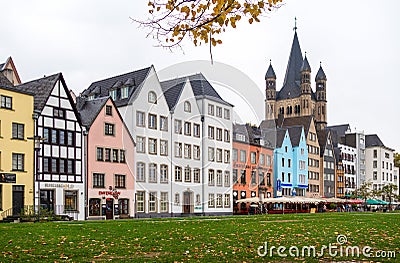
0 213 399 262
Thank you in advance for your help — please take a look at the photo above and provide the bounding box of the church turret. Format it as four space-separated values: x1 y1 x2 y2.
265 60 277 120
299 54 312 116
315 63 327 131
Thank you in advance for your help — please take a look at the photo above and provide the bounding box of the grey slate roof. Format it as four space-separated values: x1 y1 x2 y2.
275 128 288 148
0 71 13 87
327 124 350 138
287 126 303 147
300 55 311 72
160 79 186 111
16 73 61 111
278 115 314 135
265 63 276 79
82 67 152 107
315 65 327 81
77 97 109 128
365 134 385 148
317 129 329 156
161 73 233 108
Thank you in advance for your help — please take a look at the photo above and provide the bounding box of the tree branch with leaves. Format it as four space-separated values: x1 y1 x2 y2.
133 0 283 51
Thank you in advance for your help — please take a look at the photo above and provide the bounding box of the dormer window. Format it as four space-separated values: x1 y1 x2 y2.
121 86 129 99
109 89 117 101
148 91 157 104
184 101 191 112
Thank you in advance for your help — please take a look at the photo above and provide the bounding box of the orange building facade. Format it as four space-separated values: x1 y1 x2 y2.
232 124 274 214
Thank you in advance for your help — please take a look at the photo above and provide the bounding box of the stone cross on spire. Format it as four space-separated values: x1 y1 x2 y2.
293 17 297 31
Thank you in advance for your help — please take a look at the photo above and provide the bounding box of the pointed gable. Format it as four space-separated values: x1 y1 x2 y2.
77 97 109 128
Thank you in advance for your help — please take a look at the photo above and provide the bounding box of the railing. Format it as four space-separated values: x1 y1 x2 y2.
1 208 13 219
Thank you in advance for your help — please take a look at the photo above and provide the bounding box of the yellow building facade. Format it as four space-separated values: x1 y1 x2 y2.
0 84 34 220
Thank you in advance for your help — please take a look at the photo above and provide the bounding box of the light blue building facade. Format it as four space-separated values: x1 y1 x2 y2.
274 127 308 197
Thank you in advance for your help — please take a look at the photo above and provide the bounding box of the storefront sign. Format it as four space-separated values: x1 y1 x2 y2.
99 191 121 199
0 173 16 183
44 183 74 189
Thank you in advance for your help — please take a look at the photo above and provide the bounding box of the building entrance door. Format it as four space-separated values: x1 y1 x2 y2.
12 186 24 216
105 199 114 219
183 191 193 214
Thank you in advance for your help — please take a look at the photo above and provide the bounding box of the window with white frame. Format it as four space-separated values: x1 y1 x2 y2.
259 154 265 166
12 153 24 171
233 149 238 162
216 148 222 162
174 142 182 158
224 171 230 187
137 162 145 182
193 145 200 160
174 193 180 205
240 150 246 162
208 193 215 207
208 126 214 139
208 147 215 161
149 192 157 212
121 86 129 99
216 194 223 207
224 108 230 120
160 164 168 183
136 191 145 212
216 170 223 186
224 194 231 207
224 150 230 163
136 136 145 153
184 122 191 136
224 129 230 142
148 114 157 129
96 147 103 162
193 123 200 137
175 166 182 181
148 91 157 103
266 155 271 166
194 168 200 183
250 152 256 164
208 169 215 186
148 138 157 154
184 101 191 112
160 192 168 212
149 163 157 183
136 111 145 127
196 194 201 205
160 116 168 131
216 106 222 117
174 119 182 134
184 144 191 159
208 104 214 115
0 95 12 109
109 89 117 101
12 123 24 140
184 167 191 182
216 128 222 141
160 140 168 156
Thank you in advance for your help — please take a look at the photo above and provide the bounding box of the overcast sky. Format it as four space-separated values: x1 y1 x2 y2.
1 0 399 151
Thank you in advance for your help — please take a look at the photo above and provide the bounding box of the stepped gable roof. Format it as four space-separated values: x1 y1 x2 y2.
82 66 152 107
161 73 233 107
287 126 303 147
17 73 62 111
77 97 109 128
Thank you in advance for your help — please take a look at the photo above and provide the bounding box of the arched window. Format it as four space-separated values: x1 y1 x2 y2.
184 101 191 112
148 91 157 104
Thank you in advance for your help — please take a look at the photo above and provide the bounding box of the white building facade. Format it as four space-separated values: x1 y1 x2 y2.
365 135 396 194
81 68 234 217
18 74 85 220
338 143 357 196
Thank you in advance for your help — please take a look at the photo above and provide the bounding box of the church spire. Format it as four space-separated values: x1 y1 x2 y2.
282 25 303 88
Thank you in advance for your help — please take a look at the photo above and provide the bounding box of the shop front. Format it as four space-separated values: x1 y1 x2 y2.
88 189 134 220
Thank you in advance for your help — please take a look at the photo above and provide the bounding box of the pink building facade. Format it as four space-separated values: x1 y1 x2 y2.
78 97 135 219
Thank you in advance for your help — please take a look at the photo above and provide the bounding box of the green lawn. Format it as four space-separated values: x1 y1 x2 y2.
1 213 399 262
